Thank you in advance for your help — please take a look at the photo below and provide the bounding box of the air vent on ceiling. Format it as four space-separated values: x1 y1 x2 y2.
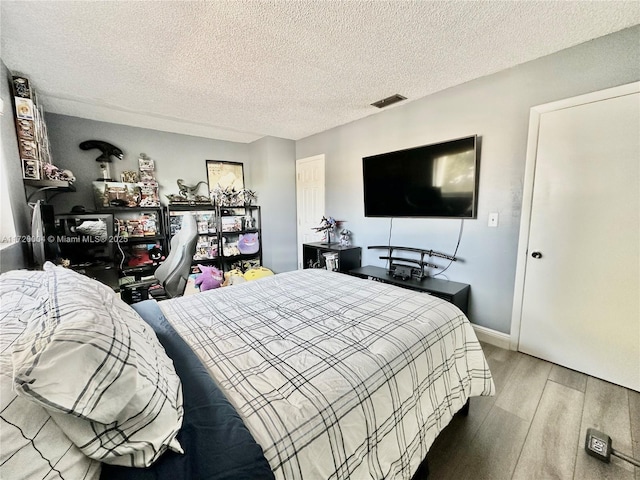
371 94 407 109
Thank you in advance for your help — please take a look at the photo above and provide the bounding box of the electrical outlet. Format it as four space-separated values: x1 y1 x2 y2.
488 212 499 227
585 428 612 463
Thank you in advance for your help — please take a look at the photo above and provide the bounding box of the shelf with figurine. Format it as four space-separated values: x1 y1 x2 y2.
167 201 261 273
218 205 261 266
12 74 79 202
303 215 360 273
91 153 160 210
167 204 219 264
100 200 167 279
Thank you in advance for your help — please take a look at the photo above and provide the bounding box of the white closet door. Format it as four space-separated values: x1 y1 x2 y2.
516 85 639 391
296 155 325 268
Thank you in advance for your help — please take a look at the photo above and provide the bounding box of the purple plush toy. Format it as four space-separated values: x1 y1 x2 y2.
194 264 223 291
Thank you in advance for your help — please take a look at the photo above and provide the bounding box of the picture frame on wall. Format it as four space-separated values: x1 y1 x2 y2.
206 160 244 191
206 160 245 206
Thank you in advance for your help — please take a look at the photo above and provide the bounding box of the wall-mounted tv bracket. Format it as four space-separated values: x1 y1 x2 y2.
368 245 458 281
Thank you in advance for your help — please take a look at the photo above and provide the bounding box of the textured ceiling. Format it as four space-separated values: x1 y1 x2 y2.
1 1 639 143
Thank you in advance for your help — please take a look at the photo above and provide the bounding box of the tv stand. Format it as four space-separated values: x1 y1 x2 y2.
350 265 470 315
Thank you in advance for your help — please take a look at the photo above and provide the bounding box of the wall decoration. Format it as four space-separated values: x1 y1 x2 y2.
206 160 244 205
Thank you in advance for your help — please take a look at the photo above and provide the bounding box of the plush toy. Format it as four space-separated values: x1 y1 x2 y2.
194 264 223 291
238 232 260 254
244 266 274 281
222 269 246 287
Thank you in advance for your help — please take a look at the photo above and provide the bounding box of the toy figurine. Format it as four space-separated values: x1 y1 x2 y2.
339 229 352 247
79 140 123 181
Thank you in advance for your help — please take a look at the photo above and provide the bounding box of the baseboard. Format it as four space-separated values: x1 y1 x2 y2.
472 324 512 350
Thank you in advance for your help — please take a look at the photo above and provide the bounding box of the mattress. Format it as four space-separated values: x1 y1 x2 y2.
158 268 494 480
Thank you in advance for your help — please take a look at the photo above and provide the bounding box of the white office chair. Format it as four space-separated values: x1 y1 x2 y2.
121 214 198 303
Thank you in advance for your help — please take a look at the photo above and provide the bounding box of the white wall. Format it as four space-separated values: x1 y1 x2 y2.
295 26 640 334
1 60 30 271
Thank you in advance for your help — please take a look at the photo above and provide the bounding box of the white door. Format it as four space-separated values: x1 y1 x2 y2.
514 83 640 391
296 155 325 269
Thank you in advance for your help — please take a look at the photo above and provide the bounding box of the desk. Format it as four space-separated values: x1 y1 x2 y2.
350 265 470 315
73 264 120 292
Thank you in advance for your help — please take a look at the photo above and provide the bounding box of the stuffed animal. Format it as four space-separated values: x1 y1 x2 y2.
238 232 260 254
244 266 274 281
194 264 223 291
222 269 246 287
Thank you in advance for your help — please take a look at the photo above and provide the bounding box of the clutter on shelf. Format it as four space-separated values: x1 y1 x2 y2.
115 212 159 238
79 140 124 181
11 74 65 182
91 153 160 209
137 153 160 206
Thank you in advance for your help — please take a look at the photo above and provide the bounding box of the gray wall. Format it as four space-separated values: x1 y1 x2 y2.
3 27 638 331
45 114 249 213
248 136 297 273
1 60 29 271
295 26 640 334
43 114 298 273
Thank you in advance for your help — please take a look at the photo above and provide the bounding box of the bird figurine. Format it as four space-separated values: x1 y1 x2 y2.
79 140 124 181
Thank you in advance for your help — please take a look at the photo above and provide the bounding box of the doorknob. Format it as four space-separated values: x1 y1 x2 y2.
531 251 542 259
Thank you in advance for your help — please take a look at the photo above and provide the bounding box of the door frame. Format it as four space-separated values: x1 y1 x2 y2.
510 81 640 350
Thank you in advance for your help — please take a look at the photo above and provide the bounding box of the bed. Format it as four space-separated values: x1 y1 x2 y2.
0 264 493 480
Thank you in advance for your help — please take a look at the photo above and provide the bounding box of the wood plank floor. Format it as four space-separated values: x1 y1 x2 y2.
423 343 640 480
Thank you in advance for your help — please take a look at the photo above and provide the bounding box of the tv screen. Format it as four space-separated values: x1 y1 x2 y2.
363 135 479 218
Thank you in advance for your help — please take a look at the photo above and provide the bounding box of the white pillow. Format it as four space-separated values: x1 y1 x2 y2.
7 264 184 467
0 284 101 480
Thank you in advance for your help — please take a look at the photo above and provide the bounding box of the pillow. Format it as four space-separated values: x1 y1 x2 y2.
0 285 101 480
7 264 184 467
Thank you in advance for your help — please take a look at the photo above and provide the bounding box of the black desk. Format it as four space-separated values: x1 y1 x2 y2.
350 265 470 315
73 264 120 292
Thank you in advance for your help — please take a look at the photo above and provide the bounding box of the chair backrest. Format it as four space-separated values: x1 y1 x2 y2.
155 213 198 298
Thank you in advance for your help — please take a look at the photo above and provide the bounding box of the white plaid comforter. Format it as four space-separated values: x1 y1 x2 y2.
159 269 494 480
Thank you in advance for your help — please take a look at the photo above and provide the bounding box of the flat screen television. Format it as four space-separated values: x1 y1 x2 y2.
363 135 479 218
